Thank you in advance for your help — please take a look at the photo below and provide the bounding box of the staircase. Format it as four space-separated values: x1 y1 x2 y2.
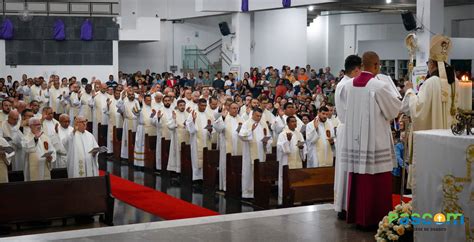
182 39 229 76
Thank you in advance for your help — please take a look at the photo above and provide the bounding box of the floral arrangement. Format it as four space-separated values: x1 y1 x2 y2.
375 201 414 242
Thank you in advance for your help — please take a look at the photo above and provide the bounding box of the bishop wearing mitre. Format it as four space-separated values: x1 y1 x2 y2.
402 34 460 188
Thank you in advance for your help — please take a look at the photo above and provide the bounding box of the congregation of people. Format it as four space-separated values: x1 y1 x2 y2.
0 34 463 229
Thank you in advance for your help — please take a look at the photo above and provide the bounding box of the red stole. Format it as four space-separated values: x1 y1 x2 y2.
353 72 374 87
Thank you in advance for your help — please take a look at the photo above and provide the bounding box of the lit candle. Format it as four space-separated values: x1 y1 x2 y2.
458 75 472 111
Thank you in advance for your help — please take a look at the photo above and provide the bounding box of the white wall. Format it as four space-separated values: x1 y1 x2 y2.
444 4 474 36
119 0 160 41
253 8 307 69
0 41 118 82
118 15 230 74
307 15 328 70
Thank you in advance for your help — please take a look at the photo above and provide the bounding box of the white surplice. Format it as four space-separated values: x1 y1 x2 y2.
186 111 214 180
277 127 306 204
56 126 73 168
49 87 64 114
117 98 140 159
334 75 352 212
23 133 57 181
0 121 24 171
305 119 334 168
92 92 109 140
134 105 157 167
167 110 189 173
63 130 99 178
239 119 272 198
214 113 244 191
0 137 15 183
340 73 401 175
106 97 122 153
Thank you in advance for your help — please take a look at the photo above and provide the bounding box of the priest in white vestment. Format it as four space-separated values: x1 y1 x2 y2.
55 114 73 168
214 102 244 191
117 90 140 159
23 118 57 181
306 106 335 168
63 116 100 178
340 51 401 228
106 88 123 154
0 111 24 171
186 98 214 181
92 83 109 142
66 83 81 125
239 108 272 199
277 116 306 205
0 136 15 183
79 84 94 131
153 95 173 170
134 95 158 167
167 99 189 173
0 100 12 124
334 55 361 217
49 79 64 116
40 107 64 168
273 102 304 138
206 97 220 146
402 35 460 188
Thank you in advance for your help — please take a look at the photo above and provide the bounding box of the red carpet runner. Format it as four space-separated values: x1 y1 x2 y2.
99 171 219 220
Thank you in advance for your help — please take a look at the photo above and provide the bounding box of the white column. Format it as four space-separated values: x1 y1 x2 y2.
416 0 444 65
230 12 251 79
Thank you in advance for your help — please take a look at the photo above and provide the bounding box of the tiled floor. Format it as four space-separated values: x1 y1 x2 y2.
1 158 376 241
4 205 375 242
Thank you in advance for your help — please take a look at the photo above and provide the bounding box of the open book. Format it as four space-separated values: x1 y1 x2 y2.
0 146 14 154
89 146 108 154
41 150 54 158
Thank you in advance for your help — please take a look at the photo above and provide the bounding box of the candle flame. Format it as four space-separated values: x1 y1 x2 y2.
461 75 470 82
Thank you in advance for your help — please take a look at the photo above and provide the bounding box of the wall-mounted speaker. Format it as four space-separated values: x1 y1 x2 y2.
219 22 231 36
401 12 417 31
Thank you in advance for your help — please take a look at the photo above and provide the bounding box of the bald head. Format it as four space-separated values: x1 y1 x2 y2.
362 51 380 75
7 110 19 126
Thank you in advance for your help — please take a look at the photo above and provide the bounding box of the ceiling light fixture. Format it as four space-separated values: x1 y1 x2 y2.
308 5 315 11
386 0 392 3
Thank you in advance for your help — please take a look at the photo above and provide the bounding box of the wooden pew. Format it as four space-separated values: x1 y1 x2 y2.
128 130 136 164
203 147 219 191
161 138 171 172
282 165 335 207
8 168 69 182
112 127 123 161
253 158 279 209
144 134 157 170
180 142 192 184
0 174 115 226
86 122 93 133
98 124 108 147
226 154 242 199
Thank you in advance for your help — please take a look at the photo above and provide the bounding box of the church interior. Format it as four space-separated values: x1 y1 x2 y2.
0 0 473 241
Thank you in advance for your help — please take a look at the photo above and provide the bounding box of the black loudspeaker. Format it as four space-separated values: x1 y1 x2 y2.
401 12 417 31
219 22 231 36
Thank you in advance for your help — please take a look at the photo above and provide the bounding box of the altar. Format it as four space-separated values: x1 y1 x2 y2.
413 129 474 242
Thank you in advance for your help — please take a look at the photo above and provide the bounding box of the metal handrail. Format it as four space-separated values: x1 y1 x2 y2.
202 38 222 52
220 50 231 65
